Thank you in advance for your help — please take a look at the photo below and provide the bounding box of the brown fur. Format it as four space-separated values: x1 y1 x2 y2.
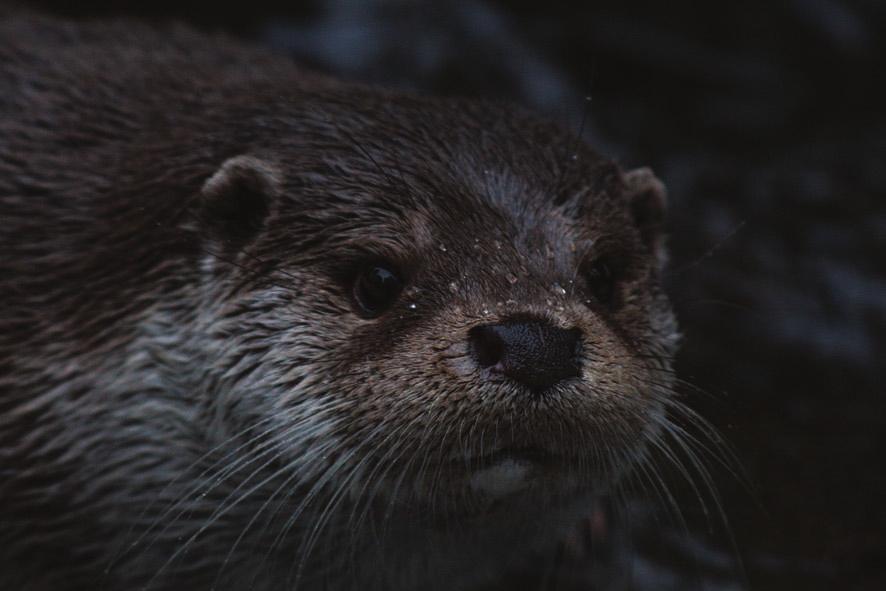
0 13 678 591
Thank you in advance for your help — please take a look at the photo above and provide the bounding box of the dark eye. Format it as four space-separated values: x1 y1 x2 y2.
584 258 617 308
352 263 404 318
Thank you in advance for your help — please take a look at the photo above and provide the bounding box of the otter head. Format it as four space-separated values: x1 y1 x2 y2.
177 91 677 589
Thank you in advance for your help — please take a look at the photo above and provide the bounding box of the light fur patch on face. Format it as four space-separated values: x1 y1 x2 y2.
469 458 533 499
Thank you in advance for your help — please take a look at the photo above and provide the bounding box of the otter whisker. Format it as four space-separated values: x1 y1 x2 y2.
132 418 293 562
282 422 403 589
143 429 338 591
336 419 422 580
140 411 338 576
217 421 378 590
345 405 442 543
107 413 280 571
257 388 406 549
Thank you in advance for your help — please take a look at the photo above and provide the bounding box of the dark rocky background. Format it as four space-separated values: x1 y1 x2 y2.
33 1 886 589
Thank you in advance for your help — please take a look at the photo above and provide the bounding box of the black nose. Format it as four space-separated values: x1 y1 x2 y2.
469 317 582 393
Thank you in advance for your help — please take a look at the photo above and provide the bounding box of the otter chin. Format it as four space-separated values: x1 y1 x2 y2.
1 11 679 591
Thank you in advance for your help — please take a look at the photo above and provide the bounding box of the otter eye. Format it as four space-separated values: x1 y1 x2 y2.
584 258 617 308
353 263 404 318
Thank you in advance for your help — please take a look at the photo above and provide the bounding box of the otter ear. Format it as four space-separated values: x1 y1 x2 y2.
199 155 280 249
623 167 667 262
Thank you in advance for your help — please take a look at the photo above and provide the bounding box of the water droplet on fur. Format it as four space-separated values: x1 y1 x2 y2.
552 283 567 296
545 299 553 307
506 273 518 284
439 243 447 252
448 281 458 293
408 303 417 310
493 240 502 250
482 308 490 316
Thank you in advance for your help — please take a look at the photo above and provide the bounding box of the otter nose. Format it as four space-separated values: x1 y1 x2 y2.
469 317 582 393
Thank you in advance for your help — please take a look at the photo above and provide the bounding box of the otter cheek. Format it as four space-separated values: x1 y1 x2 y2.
469 458 533 500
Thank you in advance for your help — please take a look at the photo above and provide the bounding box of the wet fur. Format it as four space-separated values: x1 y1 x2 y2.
0 13 678 591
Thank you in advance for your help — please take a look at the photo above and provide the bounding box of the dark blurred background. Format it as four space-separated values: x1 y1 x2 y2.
32 1 886 589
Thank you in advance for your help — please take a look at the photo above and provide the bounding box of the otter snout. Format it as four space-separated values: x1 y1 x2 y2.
469 317 582 393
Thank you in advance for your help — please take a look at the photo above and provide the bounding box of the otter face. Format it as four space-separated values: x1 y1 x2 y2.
184 95 678 586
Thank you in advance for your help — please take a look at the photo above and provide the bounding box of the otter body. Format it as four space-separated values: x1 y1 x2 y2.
0 14 678 591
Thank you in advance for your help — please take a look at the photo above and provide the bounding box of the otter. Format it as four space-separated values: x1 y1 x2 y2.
0 12 678 591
